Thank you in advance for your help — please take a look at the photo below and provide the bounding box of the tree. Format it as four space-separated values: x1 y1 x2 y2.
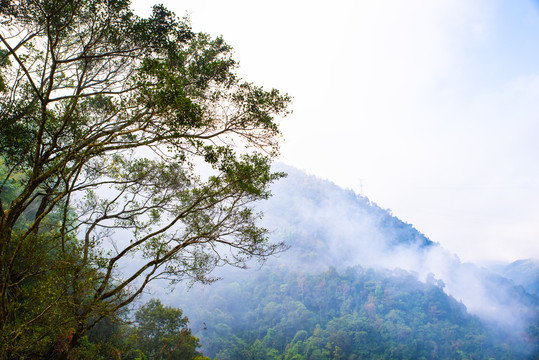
133 298 208 360
0 0 290 357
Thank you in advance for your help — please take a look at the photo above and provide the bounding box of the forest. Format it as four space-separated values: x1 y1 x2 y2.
0 0 538 359
167 166 538 360
174 265 536 359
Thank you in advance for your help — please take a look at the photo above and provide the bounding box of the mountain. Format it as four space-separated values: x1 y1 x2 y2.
163 165 538 359
257 164 434 271
488 259 539 296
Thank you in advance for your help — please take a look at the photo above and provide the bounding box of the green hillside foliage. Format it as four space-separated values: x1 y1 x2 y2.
69 299 210 359
0 0 289 356
176 266 537 360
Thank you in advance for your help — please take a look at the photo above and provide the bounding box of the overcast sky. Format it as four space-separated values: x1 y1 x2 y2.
132 0 539 263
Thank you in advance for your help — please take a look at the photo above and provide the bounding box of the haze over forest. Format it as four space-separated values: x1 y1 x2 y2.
0 1 538 359
162 165 539 359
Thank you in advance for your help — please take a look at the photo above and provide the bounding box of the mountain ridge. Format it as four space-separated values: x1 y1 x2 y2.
161 165 538 359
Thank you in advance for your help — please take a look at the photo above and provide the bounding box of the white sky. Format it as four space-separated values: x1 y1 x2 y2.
132 0 539 263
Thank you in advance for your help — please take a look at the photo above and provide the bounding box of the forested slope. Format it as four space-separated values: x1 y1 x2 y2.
167 165 538 359
172 265 536 359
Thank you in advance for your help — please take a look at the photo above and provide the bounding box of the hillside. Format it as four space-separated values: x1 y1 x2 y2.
257 164 434 270
174 266 536 359
488 259 539 296
165 166 538 359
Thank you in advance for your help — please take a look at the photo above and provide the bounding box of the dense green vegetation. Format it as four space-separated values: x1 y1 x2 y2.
1 0 537 358
177 266 537 359
0 0 288 357
164 166 538 360
72 298 209 359
0 148 212 359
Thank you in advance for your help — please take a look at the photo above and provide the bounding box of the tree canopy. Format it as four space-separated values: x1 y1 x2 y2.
0 0 290 357
176 266 534 360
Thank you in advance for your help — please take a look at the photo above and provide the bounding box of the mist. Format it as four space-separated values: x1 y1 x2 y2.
250 164 538 334
141 164 537 357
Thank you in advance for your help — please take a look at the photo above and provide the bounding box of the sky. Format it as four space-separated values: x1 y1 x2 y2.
131 0 539 263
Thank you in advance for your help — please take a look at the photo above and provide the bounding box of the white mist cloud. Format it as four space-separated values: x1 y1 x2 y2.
130 0 539 262
256 166 536 332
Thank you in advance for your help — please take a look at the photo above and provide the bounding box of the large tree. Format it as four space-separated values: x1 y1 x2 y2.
0 0 290 357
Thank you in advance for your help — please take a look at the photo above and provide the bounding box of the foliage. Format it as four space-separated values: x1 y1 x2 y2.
0 0 290 357
67 298 211 359
133 298 204 359
176 266 537 360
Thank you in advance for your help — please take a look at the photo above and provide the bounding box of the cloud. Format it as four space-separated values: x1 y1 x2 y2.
130 0 539 261
256 165 537 332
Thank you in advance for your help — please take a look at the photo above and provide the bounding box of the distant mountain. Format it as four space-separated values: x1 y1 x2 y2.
164 165 538 359
488 259 539 296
